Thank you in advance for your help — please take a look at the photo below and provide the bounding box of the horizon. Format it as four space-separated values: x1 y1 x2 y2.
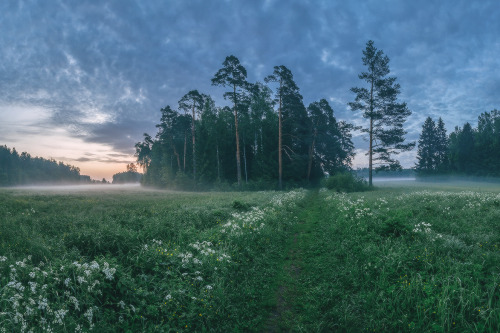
1 1 499 180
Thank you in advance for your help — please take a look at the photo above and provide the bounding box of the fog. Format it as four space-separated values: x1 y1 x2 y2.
6 183 158 194
372 176 500 192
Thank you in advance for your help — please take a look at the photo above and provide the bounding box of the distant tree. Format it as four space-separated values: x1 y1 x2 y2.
434 117 448 173
265 65 309 188
179 90 204 184
135 133 154 171
349 40 415 186
212 55 249 186
0 145 81 186
126 163 138 173
306 99 355 182
415 117 437 174
247 82 277 182
457 122 475 173
112 168 142 184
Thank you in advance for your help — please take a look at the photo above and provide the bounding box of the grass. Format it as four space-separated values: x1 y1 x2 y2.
0 184 499 331
283 187 500 332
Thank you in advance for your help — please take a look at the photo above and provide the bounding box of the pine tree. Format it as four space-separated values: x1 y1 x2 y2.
435 117 448 173
211 55 248 186
415 117 437 174
265 65 309 188
349 40 415 186
306 99 353 182
178 90 204 184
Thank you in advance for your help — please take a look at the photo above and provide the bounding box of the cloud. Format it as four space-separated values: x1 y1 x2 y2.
1 0 499 176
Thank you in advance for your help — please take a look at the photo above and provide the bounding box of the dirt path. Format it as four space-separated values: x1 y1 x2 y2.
264 193 318 332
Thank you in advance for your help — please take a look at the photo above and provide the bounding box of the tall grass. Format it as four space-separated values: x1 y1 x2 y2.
289 189 500 331
1 186 499 331
0 189 306 331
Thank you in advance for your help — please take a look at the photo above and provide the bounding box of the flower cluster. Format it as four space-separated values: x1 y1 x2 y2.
0 256 122 332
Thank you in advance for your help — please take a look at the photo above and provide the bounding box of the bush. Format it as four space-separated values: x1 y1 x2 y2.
324 172 369 192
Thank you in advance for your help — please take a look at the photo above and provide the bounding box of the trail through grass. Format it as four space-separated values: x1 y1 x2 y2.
275 188 500 331
1 185 499 331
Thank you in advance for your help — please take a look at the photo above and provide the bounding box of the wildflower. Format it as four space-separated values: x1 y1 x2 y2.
69 296 79 310
0 256 7 262
53 309 68 325
165 294 172 301
84 307 93 324
28 281 37 293
102 262 116 280
64 278 71 287
38 298 49 310
119 300 126 309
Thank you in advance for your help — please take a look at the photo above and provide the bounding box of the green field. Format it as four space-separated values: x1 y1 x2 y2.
1 184 499 332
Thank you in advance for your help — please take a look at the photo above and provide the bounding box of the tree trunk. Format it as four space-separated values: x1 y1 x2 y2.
278 79 283 190
192 103 196 185
243 137 248 184
234 85 242 186
307 129 317 182
216 144 220 181
183 132 187 173
173 145 181 171
369 79 374 186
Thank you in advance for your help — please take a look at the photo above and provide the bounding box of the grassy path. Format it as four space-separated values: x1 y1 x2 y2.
264 191 322 331
266 189 500 331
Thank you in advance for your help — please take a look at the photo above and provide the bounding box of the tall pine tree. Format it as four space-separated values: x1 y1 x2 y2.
211 55 248 186
349 40 414 186
415 117 437 174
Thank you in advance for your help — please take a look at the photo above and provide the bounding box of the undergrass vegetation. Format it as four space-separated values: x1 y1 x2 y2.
288 188 500 332
1 185 499 331
0 188 305 331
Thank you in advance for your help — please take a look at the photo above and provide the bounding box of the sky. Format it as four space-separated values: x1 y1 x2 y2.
1 0 499 180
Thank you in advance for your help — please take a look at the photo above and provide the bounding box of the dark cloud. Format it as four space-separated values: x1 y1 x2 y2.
1 0 499 167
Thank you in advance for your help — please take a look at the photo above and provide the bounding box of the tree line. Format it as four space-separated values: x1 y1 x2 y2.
0 145 82 185
136 41 414 189
416 110 500 177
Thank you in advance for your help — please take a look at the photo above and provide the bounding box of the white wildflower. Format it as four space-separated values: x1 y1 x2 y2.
69 296 79 310
84 308 93 325
28 281 37 293
102 262 116 280
53 309 68 325
90 261 99 270
38 298 49 310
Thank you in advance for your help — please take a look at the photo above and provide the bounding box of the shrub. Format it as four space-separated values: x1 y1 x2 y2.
324 172 369 192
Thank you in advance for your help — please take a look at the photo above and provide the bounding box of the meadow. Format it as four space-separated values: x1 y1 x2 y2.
0 183 499 332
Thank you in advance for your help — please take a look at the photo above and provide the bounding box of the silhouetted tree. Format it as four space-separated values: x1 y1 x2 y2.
179 90 204 184
415 117 437 174
349 40 415 186
212 55 249 186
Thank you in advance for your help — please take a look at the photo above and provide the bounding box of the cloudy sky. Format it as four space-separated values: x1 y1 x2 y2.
1 0 499 180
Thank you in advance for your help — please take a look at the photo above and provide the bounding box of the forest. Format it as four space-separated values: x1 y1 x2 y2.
415 110 500 177
135 41 415 190
0 145 82 186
